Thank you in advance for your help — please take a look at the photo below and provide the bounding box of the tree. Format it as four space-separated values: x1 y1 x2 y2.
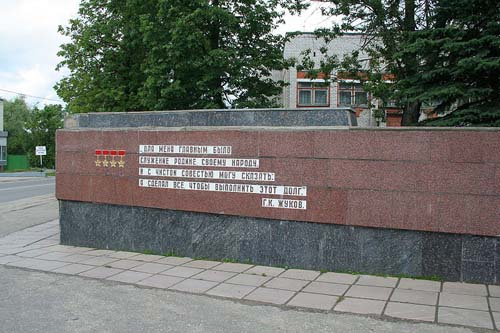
56 0 296 112
25 104 64 169
397 0 500 126
300 0 499 126
295 0 431 125
3 97 30 154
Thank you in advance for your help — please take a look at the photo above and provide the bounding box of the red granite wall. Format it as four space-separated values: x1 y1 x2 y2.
56 128 500 237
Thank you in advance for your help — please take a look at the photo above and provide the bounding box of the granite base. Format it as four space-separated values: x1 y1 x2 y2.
59 200 499 284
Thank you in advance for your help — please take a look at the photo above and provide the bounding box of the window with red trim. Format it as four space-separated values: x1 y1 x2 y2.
297 82 330 107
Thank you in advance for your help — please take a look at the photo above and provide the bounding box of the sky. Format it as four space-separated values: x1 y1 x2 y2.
0 1 334 107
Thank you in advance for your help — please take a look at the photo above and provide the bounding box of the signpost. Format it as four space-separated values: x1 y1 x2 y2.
35 146 46 168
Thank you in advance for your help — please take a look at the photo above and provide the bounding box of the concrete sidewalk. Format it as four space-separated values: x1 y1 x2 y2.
0 221 498 332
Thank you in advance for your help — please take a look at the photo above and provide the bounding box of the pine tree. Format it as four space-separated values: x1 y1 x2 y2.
397 0 500 126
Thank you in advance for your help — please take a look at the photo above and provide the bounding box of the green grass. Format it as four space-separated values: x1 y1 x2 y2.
45 172 56 177
222 258 238 263
162 250 181 257
142 249 156 255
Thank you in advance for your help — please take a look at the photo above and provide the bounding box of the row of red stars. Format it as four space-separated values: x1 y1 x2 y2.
95 150 126 156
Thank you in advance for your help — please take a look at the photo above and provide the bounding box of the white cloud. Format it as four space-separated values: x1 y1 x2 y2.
0 0 80 105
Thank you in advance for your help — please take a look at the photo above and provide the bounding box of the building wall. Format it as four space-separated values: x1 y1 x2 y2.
280 33 387 127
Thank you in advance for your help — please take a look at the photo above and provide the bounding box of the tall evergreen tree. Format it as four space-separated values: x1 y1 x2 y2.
397 0 500 126
301 0 499 126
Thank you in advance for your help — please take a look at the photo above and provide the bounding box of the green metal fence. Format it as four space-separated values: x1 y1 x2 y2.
5 154 29 171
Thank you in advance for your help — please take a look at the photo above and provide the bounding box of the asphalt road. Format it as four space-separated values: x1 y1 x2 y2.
0 177 58 237
0 177 55 203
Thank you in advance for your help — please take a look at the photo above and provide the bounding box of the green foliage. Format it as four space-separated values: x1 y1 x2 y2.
397 0 500 126
3 97 30 154
24 104 64 169
56 0 295 112
299 0 499 126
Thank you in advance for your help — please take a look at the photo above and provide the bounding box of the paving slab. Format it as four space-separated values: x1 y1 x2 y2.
52 263 94 275
161 266 203 278
390 289 438 306
279 269 321 281
16 249 51 258
442 282 488 296
35 251 73 261
131 262 173 274
439 292 489 311
155 257 193 266
169 278 219 294
302 281 350 296
107 259 143 270
137 274 185 289
59 254 97 263
356 275 398 288
29 260 68 271
107 270 152 284
345 285 393 301
489 297 500 312
0 255 24 264
213 262 253 273
490 285 500 297
264 277 310 291
80 256 118 266
105 251 140 259
130 254 164 262
334 298 386 315
83 249 117 256
287 292 338 311
398 278 441 292
245 266 285 277
493 312 500 330
384 302 436 322
438 307 493 329
225 273 272 287
206 283 256 299
244 287 295 305
183 260 220 269
315 272 358 285
192 270 237 282
43 245 89 254
7 258 43 268
79 267 123 279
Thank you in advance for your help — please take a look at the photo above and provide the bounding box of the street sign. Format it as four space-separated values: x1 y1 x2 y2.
35 146 47 156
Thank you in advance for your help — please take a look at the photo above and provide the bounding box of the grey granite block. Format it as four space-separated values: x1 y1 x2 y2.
462 261 495 284
422 233 462 281
59 201 500 284
463 236 496 262
357 228 422 276
65 108 356 128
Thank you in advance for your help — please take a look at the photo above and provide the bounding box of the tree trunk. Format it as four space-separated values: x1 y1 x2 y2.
401 101 421 125
209 0 224 108
401 0 420 125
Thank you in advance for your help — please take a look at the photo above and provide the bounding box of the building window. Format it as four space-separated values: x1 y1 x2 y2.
0 146 6 162
338 82 369 107
297 82 329 107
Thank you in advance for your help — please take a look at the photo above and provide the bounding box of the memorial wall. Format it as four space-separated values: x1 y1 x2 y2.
56 110 500 284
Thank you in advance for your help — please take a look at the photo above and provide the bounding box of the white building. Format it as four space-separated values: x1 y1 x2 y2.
0 98 7 169
276 33 390 126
